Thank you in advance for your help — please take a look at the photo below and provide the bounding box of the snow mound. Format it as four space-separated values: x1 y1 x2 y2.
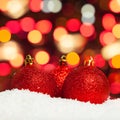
0 89 120 120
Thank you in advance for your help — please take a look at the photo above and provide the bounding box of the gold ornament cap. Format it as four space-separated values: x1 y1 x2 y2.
84 56 95 66
24 54 34 66
59 55 67 65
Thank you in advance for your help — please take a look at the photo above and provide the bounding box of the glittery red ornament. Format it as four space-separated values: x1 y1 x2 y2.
54 64 71 96
53 55 71 97
62 56 110 104
10 55 57 97
0 77 10 92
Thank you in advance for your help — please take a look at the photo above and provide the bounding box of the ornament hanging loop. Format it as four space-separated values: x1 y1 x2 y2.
59 55 67 65
84 56 95 66
24 54 34 66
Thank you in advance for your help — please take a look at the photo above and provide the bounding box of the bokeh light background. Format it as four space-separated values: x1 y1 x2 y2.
0 0 120 95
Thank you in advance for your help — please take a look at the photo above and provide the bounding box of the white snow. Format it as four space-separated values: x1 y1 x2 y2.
0 89 120 120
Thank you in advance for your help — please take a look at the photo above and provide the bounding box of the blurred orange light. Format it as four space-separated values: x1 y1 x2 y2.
0 62 11 76
99 31 116 46
102 13 116 31
0 0 9 11
53 26 68 42
66 52 80 67
20 17 35 32
29 0 42 12
35 20 52 34
0 29 11 42
80 23 95 38
27 30 42 44
111 55 120 68
35 51 50 65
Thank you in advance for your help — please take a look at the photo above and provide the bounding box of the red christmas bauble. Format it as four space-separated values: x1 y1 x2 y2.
10 65 57 97
53 64 71 96
62 66 110 104
0 77 10 92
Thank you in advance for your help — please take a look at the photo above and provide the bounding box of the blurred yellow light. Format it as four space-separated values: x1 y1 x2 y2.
72 34 87 53
35 51 50 65
109 0 120 13
27 30 42 44
111 55 120 68
66 52 80 66
55 33 87 54
101 40 120 60
0 29 11 42
9 53 24 68
4 0 29 19
56 34 76 53
0 41 22 61
112 24 120 38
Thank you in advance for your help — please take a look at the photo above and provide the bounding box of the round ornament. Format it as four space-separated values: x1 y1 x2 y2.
10 55 57 97
62 56 110 104
53 55 71 96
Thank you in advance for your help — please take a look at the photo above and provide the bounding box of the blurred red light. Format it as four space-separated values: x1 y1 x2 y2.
35 20 52 34
108 72 120 84
29 0 42 12
6 20 21 34
80 23 95 37
0 63 11 76
20 17 35 32
94 54 106 68
99 31 116 46
102 13 116 31
108 71 120 94
66 18 81 32
110 82 120 94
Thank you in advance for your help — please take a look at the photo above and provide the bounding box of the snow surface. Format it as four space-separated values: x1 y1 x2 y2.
0 89 120 120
